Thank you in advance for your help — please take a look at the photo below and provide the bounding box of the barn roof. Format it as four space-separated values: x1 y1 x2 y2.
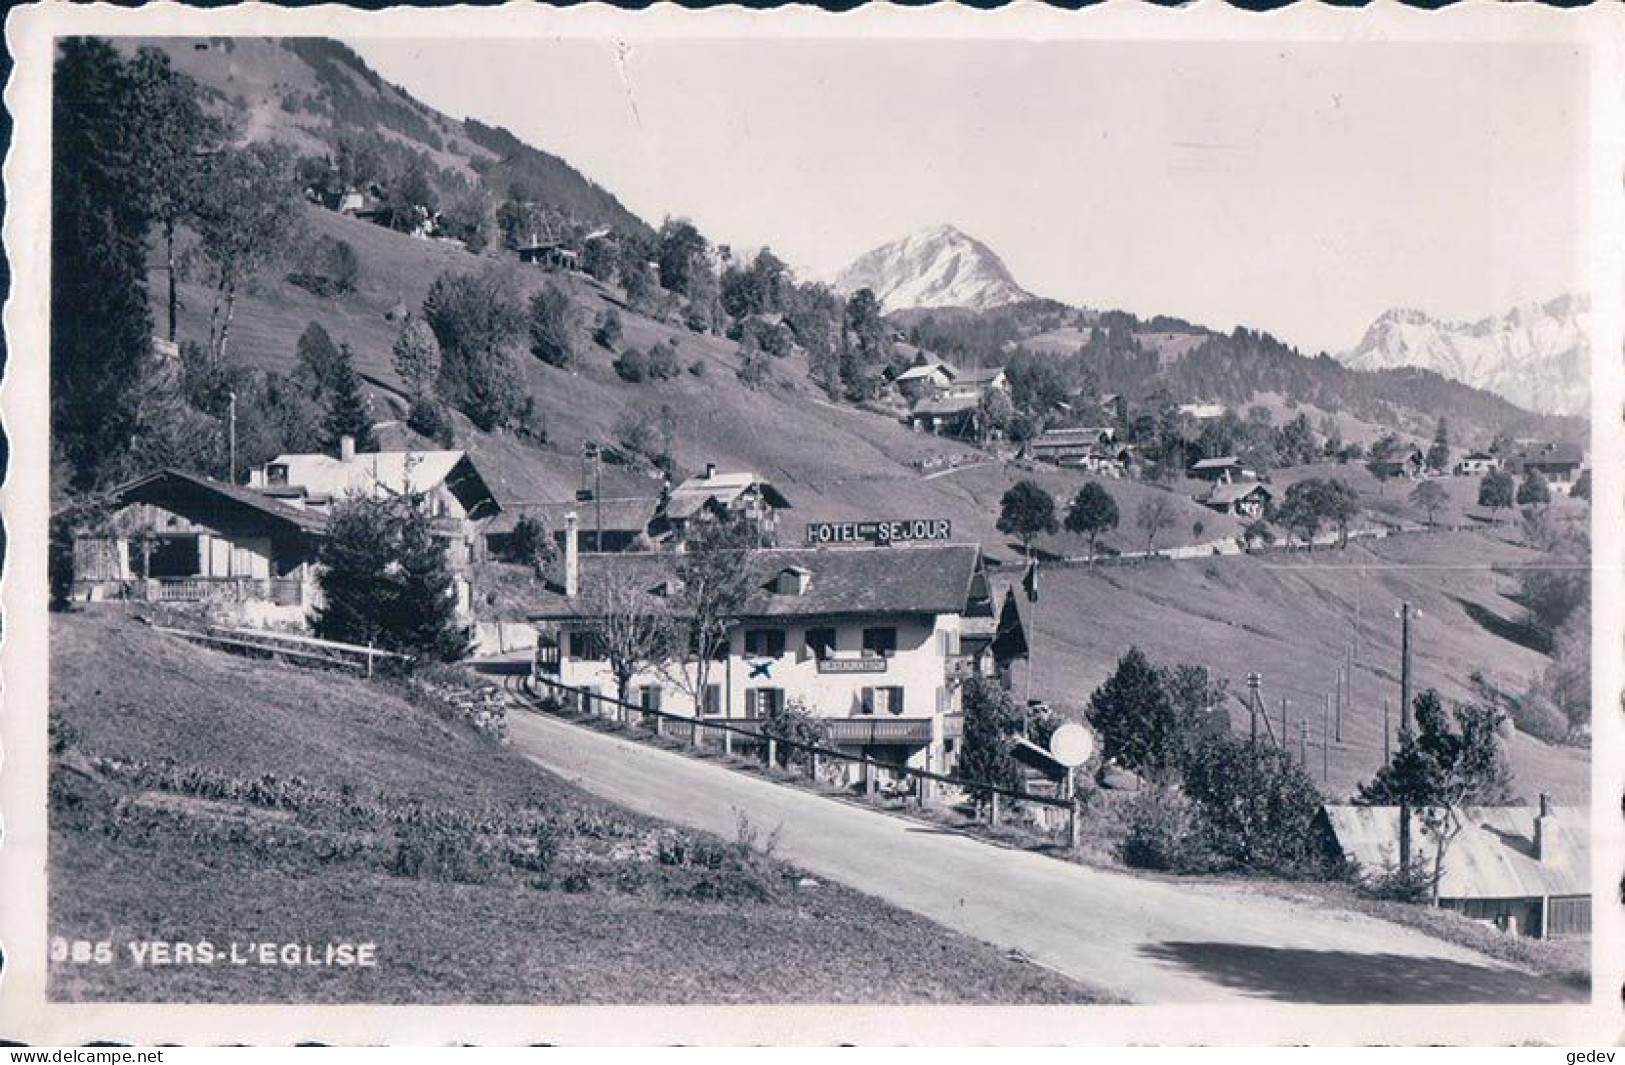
664 471 792 519
1200 482 1273 506
96 469 329 534
1322 804 1588 900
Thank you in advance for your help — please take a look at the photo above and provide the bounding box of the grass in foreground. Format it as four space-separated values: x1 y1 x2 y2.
48 611 1105 1004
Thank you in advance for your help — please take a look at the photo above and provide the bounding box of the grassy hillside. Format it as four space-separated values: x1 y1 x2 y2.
49 611 1100 1004
1001 530 1586 802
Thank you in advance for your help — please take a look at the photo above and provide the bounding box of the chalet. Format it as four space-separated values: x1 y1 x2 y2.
530 534 1027 778
1195 481 1272 519
1321 798 1589 939
1454 451 1500 476
487 497 662 556
1187 456 1253 484
891 356 958 397
652 464 791 545
249 438 502 613
1027 428 1129 475
943 365 1009 399
1368 447 1426 480
518 238 579 272
66 468 325 621
1506 443 1584 486
908 394 981 438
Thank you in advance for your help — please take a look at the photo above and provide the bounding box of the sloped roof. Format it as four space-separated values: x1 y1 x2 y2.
1323 804 1588 900
1190 456 1242 471
98 469 328 534
488 498 661 536
529 543 985 623
1514 444 1584 467
1200 482 1272 506
955 366 1007 387
664 471 792 519
894 361 957 383
911 394 980 417
267 450 500 517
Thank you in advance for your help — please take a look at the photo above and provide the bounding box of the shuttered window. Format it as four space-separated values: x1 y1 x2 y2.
744 629 786 657
805 626 837 659
745 688 784 719
862 627 898 657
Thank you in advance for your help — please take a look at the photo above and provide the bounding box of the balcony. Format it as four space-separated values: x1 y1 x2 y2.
825 717 933 746
140 577 306 606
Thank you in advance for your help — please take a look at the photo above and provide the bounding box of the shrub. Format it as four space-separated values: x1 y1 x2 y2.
736 345 771 389
1122 784 1213 873
688 359 707 377
528 284 577 368
593 309 623 350
758 697 830 769
647 339 681 380
406 396 455 447
503 513 555 575
614 347 649 383
1178 731 1331 876
390 821 496 884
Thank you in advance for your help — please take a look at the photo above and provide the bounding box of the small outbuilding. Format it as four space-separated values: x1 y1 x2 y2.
1321 798 1589 939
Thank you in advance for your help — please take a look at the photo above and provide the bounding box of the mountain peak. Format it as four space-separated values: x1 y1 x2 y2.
1341 295 1589 417
833 225 1035 312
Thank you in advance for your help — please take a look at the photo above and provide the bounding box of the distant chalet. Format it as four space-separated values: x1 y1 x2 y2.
530 539 1029 780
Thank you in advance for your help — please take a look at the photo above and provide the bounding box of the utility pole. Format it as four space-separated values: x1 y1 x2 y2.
595 445 603 554
1398 601 1416 874
1246 672 1261 748
1333 666 1343 745
1322 693 1331 780
1343 643 1353 741
1299 718 1308 768
1383 697 1391 763
1279 697 1288 750
228 391 238 484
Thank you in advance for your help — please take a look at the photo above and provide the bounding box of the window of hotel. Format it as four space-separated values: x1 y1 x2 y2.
744 628 786 657
569 631 606 661
744 688 784 719
860 686 907 715
861 626 898 657
805 626 837 659
640 686 663 712
702 684 723 716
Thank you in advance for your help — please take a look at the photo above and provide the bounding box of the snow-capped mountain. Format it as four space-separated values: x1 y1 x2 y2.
832 225 1036 312
1339 295 1590 417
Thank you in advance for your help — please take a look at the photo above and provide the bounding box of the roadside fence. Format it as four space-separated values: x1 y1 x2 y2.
519 673 1082 847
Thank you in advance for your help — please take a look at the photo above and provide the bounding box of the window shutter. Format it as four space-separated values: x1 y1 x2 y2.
861 687 875 715
890 687 905 715
744 689 758 718
769 630 786 657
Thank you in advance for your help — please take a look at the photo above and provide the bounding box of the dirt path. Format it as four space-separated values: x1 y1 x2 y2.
506 708 1579 1005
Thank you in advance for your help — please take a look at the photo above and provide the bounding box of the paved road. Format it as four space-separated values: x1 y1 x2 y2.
506 708 1581 1004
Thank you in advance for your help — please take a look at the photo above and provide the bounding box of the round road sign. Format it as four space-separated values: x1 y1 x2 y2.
1048 722 1095 768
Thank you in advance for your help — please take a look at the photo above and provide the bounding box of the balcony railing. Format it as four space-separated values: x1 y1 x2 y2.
825 717 933 746
143 577 305 606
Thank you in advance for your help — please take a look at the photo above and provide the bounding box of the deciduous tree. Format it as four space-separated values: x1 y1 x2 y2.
997 480 1058 556
1065 482 1119 562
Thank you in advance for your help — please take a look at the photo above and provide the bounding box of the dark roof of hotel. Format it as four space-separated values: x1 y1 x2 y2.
529 543 985 622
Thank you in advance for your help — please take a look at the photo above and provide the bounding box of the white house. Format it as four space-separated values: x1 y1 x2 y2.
652 464 791 545
528 532 1028 776
1454 451 1500 477
249 437 502 613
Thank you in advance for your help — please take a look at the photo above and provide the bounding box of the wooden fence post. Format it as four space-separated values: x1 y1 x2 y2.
1069 797 1081 850
723 727 733 757
865 761 877 797
691 717 702 748
766 737 777 770
990 792 1001 826
809 751 819 781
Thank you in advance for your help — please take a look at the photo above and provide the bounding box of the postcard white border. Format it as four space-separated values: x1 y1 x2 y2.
3 0 1622 1046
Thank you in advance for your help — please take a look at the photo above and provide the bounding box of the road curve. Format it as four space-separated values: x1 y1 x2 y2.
506 707 1579 1004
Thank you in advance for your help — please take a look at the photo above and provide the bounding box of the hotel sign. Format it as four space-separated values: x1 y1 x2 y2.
816 657 889 674
805 519 952 547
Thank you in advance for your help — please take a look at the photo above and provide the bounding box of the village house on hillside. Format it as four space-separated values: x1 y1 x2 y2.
1454 450 1500 476
249 436 502 613
650 464 791 545
1368 446 1426 480
1321 798 1590 939
65 468 326 623
488 497 662 557
1505 442 1585 488
529 534 1028 781
907 393 984 438
1195 481 1272 519
1187 455 1255 484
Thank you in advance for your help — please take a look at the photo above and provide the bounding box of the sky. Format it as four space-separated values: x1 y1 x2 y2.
349 37 1588 355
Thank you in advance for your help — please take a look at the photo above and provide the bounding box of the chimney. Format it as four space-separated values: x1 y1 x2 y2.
1534 792 1554 862
340 435 356 463
564 511 580 598
704 462 717 480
